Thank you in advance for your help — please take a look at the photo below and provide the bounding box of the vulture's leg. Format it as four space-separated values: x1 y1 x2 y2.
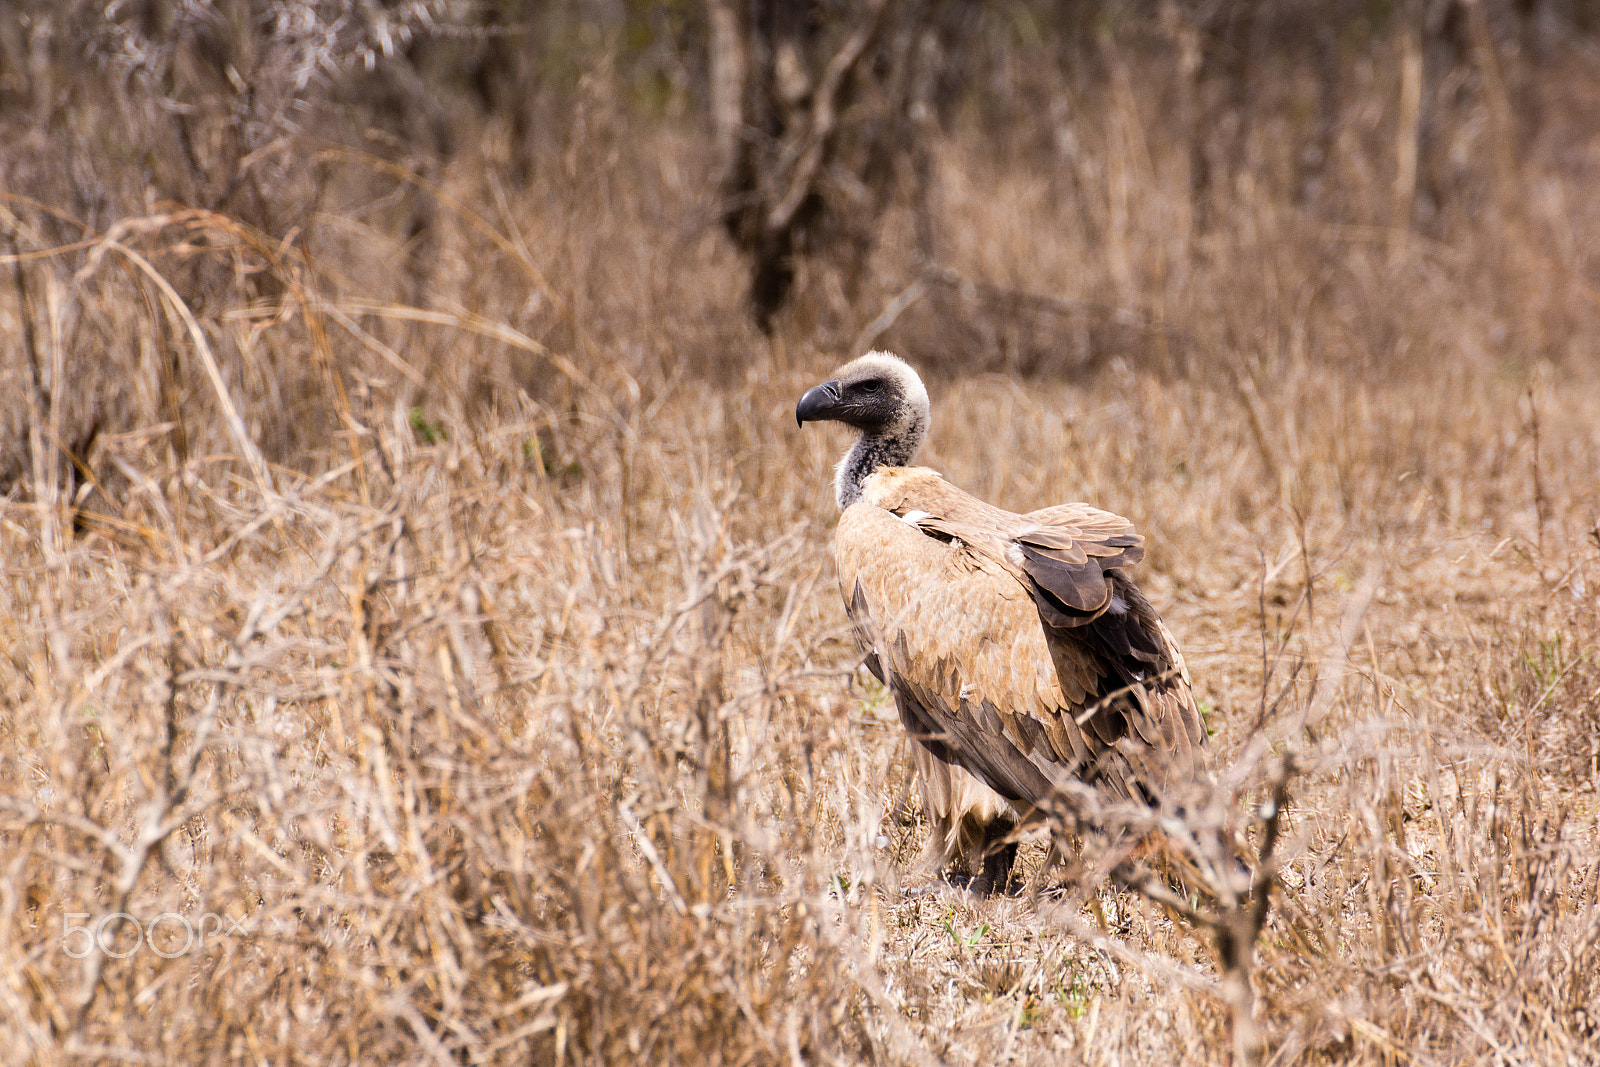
970 820 1019 895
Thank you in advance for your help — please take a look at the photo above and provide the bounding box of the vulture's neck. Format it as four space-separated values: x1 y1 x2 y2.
835 420 924 510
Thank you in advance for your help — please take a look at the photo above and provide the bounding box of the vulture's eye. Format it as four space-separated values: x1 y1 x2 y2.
859 380 882 395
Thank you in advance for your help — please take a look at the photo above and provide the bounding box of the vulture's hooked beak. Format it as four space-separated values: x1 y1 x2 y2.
795 380 843 427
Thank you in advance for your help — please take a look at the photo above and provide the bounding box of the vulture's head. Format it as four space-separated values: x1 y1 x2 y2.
795 350 930 442
797 352 931 509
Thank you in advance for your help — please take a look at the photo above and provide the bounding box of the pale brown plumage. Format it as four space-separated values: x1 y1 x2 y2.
798 352 1205 892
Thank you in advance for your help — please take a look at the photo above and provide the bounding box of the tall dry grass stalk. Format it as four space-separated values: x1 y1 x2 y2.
2 9 1599 1064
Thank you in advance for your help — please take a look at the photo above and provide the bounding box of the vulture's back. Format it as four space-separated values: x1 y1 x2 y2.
835 466 1204 815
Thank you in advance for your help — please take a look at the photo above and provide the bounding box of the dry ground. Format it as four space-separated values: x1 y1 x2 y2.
3 39 1600 1066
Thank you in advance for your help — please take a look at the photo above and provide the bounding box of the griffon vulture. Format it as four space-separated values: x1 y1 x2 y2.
797 351 1205 893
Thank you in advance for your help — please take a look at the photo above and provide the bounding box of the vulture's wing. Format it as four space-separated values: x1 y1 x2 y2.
1012 503 1144 626
838 469 1204 806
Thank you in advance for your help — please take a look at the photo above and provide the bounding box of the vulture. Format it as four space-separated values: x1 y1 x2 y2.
796 351 1205 893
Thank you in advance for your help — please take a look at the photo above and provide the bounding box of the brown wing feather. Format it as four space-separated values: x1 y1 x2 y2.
1014 506 1145 625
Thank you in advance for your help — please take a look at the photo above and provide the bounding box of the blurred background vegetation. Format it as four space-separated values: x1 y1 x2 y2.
4 0 1596 493
6 0 1599 491
6 0 1597 390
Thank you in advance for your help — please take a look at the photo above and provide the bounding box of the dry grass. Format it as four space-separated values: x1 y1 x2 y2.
2 14 1600 1065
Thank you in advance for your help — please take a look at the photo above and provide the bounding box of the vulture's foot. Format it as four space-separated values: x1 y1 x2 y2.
946 839 1020 896
978 839 1021 895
